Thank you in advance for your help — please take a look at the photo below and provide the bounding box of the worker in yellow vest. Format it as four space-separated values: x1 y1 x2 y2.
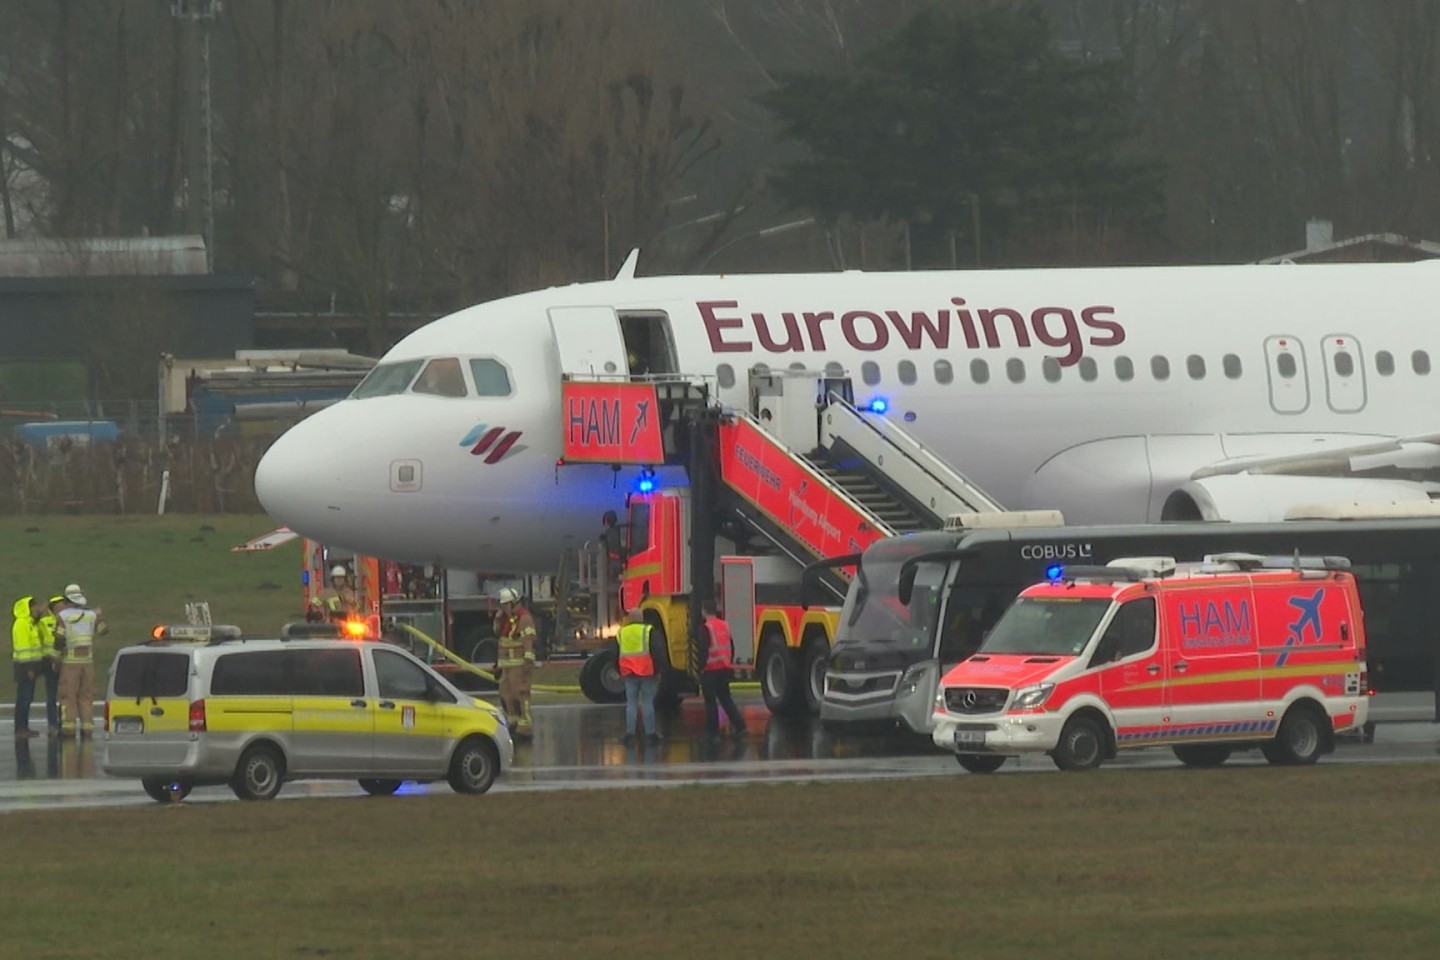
617 608 660 744
10 595 46 738
57 583 107 737
493 587 536 737
35 595 66 734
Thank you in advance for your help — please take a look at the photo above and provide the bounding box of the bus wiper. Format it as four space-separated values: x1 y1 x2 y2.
800 553 861 609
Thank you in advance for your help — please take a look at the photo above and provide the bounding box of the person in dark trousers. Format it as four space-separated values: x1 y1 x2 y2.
697 599 747 740
10 595 46 738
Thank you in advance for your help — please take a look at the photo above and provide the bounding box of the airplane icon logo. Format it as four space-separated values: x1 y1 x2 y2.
459 424 526 464
1278 588 1324 666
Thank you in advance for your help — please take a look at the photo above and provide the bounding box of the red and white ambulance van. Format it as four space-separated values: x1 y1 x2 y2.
931 554 1370 772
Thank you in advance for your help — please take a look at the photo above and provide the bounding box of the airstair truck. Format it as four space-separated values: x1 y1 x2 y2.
562 369 1008 715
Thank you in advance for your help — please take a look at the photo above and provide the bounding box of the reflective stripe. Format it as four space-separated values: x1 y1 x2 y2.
617 623 654 677
704 617 733 672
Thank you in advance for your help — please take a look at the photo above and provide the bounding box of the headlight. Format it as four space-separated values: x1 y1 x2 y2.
1011 682 1054 710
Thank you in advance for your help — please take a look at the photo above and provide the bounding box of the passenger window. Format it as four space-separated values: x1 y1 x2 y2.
374 649 433 700
788 361 806 371
1333 351 1355 377
824 362 845 378
1187 355 1205 379
469 359 512 397
1006 358 1025 383
1088 597 1157 668
1151 356 1170 381
291 648 364 698
1042 357 1061 383
1223 354 1242 379
412 357 467 397
1376 351 1394 376
716 364 735 389
970 359 990 384
1078 357 1097 382
861 361 880 386
934 360 954 385
211 651 289 696
1114 356 1134 382
1277 353 1298 378
352 359 423 399
898 360 917 385
113 652 190 698
750 363 771 378
1413 350 1431 375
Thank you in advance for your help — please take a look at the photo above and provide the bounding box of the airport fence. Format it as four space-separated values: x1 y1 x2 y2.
1 399 285 515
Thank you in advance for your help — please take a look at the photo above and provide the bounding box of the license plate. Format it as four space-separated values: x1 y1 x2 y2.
113 716 143 735
953 729 986 749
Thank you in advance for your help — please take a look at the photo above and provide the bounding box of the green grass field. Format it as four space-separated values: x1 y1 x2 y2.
0 514 588 690
1 514 302 680
8 765 1440 959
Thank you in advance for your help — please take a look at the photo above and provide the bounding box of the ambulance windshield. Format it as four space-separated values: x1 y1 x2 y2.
979 596 1112 657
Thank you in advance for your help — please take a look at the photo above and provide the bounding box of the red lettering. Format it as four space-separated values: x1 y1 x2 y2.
977 308 1031 349
1082 306 1125 346
754 311 806 352
802 311 835 350
1031 307 1082 366
951 298 981 349
699 300 752 353
886 309 951 349
841 310 889 351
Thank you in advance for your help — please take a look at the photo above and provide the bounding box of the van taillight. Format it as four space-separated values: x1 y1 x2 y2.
189 699 207 733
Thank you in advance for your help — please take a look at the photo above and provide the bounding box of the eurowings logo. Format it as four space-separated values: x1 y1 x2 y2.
459 424 525 464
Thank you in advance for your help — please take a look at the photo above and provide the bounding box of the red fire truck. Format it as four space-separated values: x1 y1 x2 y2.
564 370 1007 716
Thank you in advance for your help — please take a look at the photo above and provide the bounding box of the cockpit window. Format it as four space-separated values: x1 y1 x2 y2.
470 359 513 397
352 360 423 399
412 358 467 397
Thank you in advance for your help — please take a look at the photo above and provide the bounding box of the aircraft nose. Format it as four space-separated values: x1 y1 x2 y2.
254 409 349 533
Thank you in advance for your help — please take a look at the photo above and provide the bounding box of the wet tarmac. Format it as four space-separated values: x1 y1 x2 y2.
1 692 1437 812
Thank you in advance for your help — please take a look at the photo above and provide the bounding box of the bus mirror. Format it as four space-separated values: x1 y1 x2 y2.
898 565 917 605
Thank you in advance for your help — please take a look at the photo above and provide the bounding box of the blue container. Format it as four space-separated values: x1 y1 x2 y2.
13 420 119 449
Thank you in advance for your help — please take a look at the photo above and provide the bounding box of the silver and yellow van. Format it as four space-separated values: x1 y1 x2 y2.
103 628 512 801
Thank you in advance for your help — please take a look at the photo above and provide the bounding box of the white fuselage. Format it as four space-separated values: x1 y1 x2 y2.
255 261 1440 572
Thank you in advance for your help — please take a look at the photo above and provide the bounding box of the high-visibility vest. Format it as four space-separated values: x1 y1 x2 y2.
59 607 98 664
617 622 654 677
703 616 733 672
39 613 59 659
11 598 41 663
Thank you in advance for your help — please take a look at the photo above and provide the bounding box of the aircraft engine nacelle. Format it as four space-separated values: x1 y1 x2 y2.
1160 474 1440 522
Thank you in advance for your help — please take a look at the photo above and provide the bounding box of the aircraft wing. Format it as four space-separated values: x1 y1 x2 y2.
231 527 300 552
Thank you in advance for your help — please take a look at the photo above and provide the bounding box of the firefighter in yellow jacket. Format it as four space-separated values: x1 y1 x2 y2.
492 587 536 737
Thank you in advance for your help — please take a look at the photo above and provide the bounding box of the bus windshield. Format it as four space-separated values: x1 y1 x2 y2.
978 597 1113 657
836 540 947 653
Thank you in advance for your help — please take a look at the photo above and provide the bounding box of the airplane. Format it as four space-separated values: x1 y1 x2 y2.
254 252 1440 575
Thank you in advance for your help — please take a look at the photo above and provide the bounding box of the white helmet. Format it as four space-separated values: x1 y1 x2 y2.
330 565 349 578
498 587 521 605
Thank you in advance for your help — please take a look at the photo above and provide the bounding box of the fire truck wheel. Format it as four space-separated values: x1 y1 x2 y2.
801 637 829 715
648 616 683 710
1051 716 1106 771
358 778 403 796
955 754 1006 774
142 778 192 803
1172 744 1232 768
579 649 625 703
759 634 804 716
1261 705 1326 766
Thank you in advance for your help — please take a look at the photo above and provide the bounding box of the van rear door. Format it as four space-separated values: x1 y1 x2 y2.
107 649 194 766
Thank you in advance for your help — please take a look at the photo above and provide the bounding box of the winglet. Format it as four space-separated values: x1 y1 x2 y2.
614 248 640 281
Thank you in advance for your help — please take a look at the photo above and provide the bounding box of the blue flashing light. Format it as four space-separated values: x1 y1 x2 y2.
1046 564 1064 581
635 467 657 494
867 397 889 414
637 477 656 493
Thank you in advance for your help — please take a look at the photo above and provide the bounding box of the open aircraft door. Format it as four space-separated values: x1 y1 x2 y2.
549 306 629 377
